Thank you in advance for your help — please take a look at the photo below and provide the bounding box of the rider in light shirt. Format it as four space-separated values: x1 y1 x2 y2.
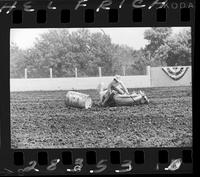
100 75 129 106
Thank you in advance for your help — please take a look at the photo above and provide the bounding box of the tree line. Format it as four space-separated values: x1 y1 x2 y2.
10 27 191 78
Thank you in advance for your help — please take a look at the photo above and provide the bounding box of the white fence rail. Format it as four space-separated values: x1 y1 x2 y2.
10 66 191 92
10 75 151 92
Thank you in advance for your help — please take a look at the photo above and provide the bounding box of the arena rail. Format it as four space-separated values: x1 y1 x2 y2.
10 66 191 92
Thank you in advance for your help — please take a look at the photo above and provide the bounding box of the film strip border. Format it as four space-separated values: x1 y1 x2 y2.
0 0 195 175
0 0 195 26
0 149 193 175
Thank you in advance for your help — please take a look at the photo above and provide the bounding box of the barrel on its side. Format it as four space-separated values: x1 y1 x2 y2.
65 91 92 109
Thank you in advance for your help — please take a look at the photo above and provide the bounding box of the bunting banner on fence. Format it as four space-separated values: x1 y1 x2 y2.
162 66 189 81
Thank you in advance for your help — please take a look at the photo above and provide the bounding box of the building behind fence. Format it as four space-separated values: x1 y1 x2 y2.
10 66 191 92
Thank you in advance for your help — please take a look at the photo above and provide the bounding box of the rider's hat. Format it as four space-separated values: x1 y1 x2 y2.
114 75 121 82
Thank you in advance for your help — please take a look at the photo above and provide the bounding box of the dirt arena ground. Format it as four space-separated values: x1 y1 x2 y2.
10 86 192 149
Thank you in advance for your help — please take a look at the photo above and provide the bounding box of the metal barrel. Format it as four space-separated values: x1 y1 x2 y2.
65 91 92 109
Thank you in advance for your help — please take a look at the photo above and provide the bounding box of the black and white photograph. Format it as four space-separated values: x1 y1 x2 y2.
10 27 192 149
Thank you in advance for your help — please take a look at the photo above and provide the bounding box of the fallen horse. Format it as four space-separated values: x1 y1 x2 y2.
97 80 149 107
100 90 149 107
113 91 149 106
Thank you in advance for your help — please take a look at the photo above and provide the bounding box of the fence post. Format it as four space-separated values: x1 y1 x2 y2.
123 66 126 76
25 68 27 79
146 65 150 76
98 67 102 77
75 67 78 77
146 65 151 87
50 68 53 78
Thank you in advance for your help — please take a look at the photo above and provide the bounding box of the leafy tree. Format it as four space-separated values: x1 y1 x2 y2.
111 44 136 75
17 29 114 77
131 49 150 74
166 29 191 66
144 27 191 66
144 27 172 60
10 43 26 78
153 29 191 66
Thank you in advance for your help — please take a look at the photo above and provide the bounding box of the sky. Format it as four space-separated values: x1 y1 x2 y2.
10 27 190 50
